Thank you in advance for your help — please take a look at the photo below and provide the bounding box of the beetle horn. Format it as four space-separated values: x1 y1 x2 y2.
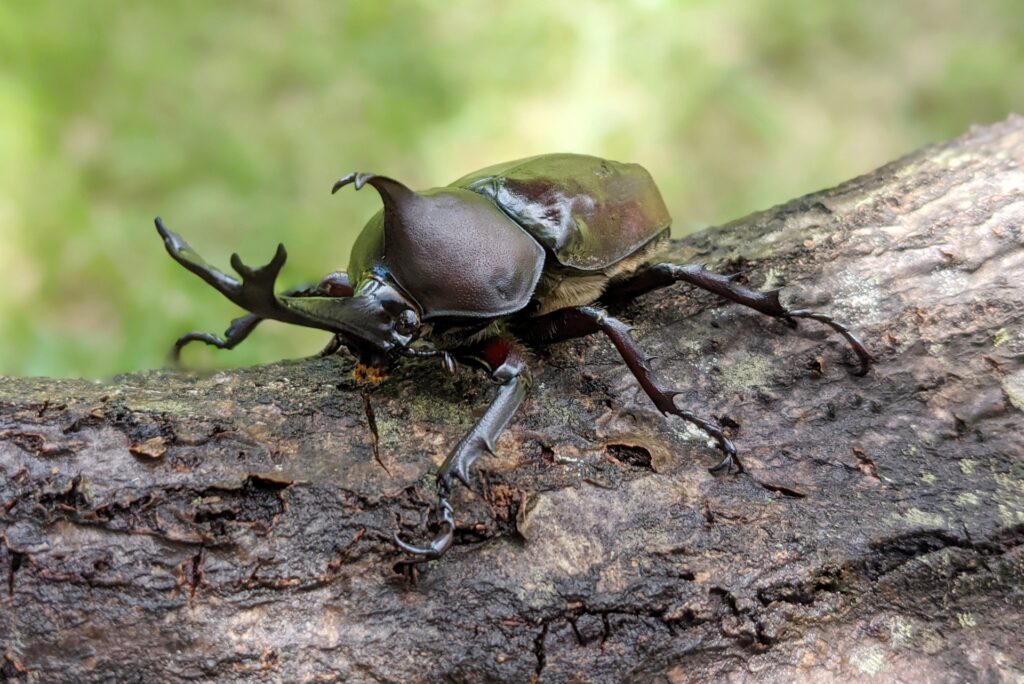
156 217 363 334
331 172 417 213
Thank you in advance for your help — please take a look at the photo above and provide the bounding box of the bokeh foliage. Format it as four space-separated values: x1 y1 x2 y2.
1 0 1022 378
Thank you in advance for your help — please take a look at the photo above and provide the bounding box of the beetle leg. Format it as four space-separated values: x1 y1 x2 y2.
318 335 345 357
399 346 458 374
393 484 456 560
517 306 741 474
170 279 334 362
171 313 263 362
603 263 872 376
393 338 529 567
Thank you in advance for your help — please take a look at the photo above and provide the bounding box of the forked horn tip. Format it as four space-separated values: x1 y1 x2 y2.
332 172 378 194
331 173 357 194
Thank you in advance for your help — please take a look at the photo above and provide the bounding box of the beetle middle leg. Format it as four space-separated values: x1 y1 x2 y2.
602 262 872 375
517 306 741 474
394 338 529 567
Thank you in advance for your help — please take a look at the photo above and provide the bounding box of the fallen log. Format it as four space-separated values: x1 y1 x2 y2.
2 117 1023 682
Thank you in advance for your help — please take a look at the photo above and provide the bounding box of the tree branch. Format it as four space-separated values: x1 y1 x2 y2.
3 116 1024 682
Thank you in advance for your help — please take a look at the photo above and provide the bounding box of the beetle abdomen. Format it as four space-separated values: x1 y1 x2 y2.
455 154 671 272
530 231 669 315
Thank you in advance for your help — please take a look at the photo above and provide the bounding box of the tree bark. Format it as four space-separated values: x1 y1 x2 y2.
3 117 1024 683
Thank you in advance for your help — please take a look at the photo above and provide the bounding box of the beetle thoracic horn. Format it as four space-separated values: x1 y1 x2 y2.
331 172 417 213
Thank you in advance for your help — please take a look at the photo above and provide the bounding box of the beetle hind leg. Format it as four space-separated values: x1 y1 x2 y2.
516 306 741 474
579 306 742 473
603 262 872 375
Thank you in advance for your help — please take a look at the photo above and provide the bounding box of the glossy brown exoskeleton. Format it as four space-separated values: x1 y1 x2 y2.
156 154 871 568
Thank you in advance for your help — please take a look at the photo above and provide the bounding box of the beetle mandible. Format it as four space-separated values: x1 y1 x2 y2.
155 153 871 567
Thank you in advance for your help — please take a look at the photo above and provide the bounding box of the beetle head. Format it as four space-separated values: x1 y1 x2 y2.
155 216 423 371
327 276 421 368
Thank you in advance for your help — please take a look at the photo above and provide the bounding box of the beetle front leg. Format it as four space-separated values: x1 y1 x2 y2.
170 284 313 362
394 338 529 566
170 270 354 361
603 263 872 375
172 312 264 361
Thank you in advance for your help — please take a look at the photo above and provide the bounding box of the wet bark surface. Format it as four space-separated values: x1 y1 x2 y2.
3 117 1024 683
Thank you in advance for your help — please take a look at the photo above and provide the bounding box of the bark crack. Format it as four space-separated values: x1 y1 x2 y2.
2 534 24 598
361 390 391 476
533 622 548 677
185 547 204 606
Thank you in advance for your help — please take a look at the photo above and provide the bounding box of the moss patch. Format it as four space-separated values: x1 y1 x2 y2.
898 507 946 527
720 355 772 392
1004 369 1024 411
850 646 887 675
954 492 980 507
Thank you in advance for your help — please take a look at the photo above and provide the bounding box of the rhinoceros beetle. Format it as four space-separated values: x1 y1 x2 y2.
155 153 871 567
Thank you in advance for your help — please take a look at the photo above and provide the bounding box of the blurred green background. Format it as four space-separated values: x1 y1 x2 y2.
2 1 1022 379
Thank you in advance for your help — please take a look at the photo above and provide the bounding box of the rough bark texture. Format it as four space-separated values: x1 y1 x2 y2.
3 118 1024 683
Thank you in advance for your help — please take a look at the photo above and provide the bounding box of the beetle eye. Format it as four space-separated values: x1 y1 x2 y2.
396 309 419 335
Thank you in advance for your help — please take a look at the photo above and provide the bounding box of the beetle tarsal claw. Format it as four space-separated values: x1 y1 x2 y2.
392 524 454 558
709 444 742 475
786 309 873 376
393 501 455 563
440 351 457 375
